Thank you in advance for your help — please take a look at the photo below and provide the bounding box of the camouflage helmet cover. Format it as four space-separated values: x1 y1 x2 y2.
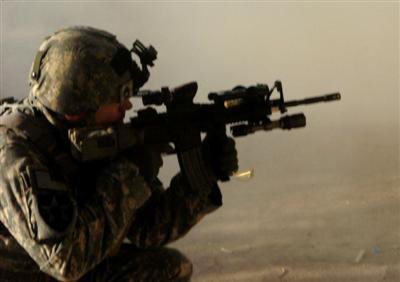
29 26 136 116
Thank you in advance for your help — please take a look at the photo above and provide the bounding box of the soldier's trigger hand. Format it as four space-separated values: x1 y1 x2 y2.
125 143 173 183
202 136 238 179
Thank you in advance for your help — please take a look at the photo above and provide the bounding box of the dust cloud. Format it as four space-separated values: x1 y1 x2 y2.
1 2 399 281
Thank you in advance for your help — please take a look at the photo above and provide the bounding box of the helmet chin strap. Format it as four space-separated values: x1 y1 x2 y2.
25 97 73 150
29 95 87 130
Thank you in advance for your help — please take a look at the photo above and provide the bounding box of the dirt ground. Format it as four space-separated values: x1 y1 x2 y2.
169 172 400 282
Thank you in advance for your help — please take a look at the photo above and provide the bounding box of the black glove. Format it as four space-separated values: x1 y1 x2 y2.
202 135 238 180
126 143 173 183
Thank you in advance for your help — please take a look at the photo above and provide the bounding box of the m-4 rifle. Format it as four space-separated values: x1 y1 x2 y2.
136 80 340 140
68 80 340 181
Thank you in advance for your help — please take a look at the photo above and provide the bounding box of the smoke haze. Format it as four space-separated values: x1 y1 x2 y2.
1 2 399 281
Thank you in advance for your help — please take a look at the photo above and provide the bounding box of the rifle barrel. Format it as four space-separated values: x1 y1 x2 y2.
283 93 341 107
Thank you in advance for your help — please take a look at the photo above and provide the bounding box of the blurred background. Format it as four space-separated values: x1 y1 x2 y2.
1 1 399 281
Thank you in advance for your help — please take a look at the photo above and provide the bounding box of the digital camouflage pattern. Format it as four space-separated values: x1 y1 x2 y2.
29 26 135 122
38 245 193 282
0 99 222 281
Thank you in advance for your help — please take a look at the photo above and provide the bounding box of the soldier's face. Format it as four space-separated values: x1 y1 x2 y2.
94 99 133 125
64 99 132 126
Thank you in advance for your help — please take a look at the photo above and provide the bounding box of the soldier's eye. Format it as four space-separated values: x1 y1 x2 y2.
120 81 133 100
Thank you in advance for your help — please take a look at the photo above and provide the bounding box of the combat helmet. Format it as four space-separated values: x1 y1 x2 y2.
29 26 154 124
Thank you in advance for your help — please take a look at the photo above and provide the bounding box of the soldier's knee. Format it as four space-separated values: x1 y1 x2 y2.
177 253 193 281
181 257 193 279
165 248 193 281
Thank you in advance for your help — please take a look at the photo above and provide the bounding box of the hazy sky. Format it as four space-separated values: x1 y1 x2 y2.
1 1 398 182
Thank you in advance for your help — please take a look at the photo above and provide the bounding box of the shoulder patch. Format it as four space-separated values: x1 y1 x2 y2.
28 167 68 192
26 166 77 240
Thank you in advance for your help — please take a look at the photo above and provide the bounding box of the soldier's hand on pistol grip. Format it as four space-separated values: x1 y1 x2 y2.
126 143 173 183
202 135 238 180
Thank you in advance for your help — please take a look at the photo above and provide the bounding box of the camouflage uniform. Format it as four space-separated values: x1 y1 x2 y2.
0 97 222 281
0 26 225 281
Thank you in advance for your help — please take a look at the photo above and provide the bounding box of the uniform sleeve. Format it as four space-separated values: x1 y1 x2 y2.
127 168 223 248
0 128 151 281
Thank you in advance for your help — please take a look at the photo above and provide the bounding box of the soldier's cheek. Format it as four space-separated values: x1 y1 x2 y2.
95 103 124 125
